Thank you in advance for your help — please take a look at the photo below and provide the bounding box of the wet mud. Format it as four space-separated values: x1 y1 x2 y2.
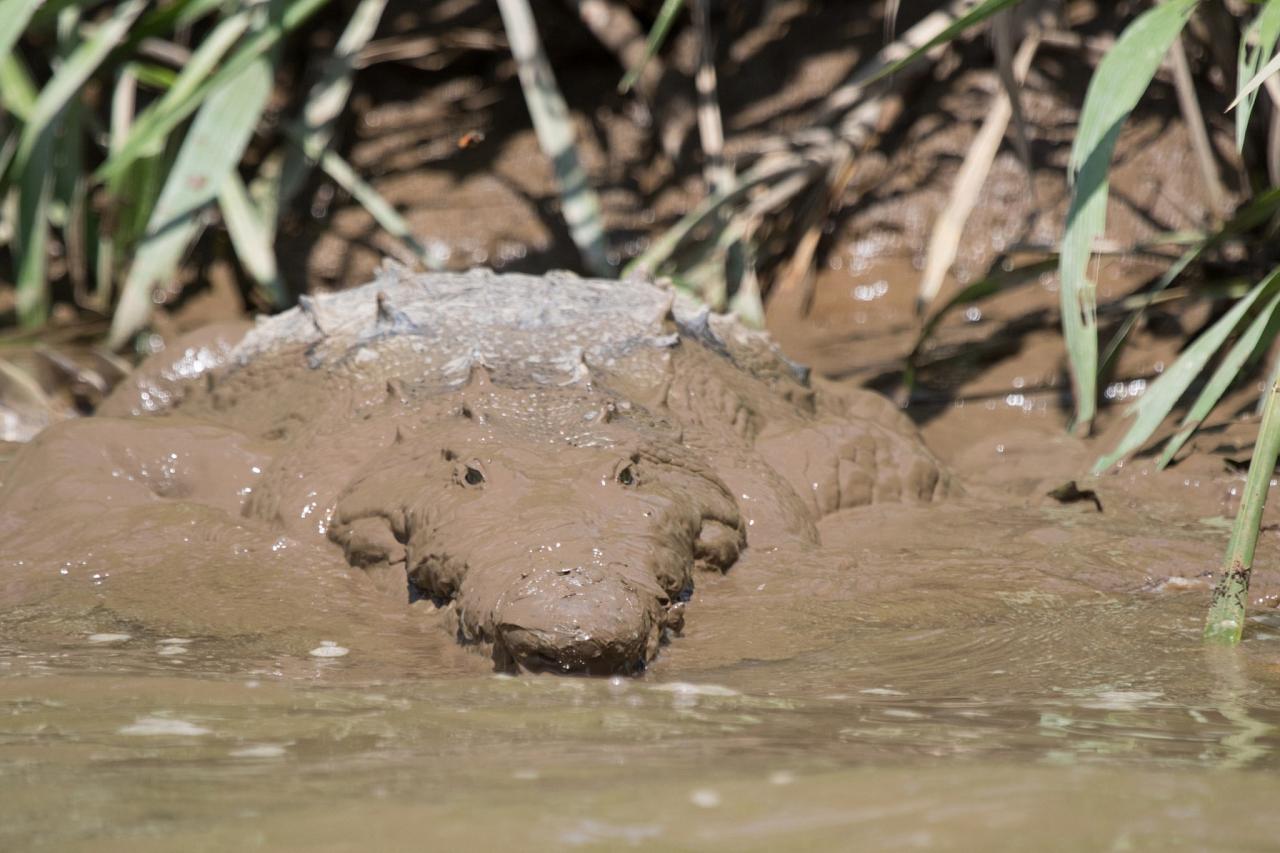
8 270 1280 849
2 270 950 675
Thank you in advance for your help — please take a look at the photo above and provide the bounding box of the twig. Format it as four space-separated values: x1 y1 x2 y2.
917 32 1040 312
692 0 731 194
1169 33 1227 219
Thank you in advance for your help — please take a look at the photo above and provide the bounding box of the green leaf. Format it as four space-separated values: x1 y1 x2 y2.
283 124 438 270
1235 0 1280 150
1059 0 1199 435
0 0 43 63
1157 279 1280 468
218 170 290 308
618 0 684 94
13 122 54 326
1092 266 1279 475
109 19 279 348
10 0 148 182
96 0 331 184
864 0 1024 87
0 53 38 122
271 0 388 223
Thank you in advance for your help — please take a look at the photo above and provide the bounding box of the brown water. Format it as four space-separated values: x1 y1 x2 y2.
8 430 1280 851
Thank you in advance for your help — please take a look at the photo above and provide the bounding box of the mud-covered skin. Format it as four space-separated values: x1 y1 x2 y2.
19 269 946 673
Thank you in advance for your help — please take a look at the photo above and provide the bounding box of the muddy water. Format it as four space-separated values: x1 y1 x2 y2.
8 278 1280 849
8 402 1280 849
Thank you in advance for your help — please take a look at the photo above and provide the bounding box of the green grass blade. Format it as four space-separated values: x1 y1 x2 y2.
618 0 683 94
1093 269 1276 475
0 53 38 122
109 26 278 349
218 170 290 308
864 0 1024 87
624 159 810 278
10 0 147 181
96 0 330 184
13 124 53 326
283 124 437 269
0 0 43 63
1060 0 1199 435
1205 373 1280 644
1157 277 1280 468
1231 32 1280 117
94 8 253 178
1100 187 1280 374
1236 0 1280 150
273 0 388 219
497 0 611 276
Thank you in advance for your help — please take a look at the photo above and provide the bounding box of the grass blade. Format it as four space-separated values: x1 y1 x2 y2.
1092 267 1278 475
625 158 811 278
1100 187 1280 375
1059 0 1198 435
864 0 1024 87
10 0 147 181
1230 30 1280 115
1236 0 1280 150
1205 373 1280 645
13 123 53 326
0 53 38 122
283 124 437 269
272 0 388 221
96 0 330 184
1157 282 1280 468
218 170 290 308
109 19 279 348
0 0 42 62
618 0 683 95
496 0 612 276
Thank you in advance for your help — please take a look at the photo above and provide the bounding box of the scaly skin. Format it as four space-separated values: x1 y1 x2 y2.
74 269 949 672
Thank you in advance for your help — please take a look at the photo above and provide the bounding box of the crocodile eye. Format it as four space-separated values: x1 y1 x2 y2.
463 465 485 486
617 463 637 487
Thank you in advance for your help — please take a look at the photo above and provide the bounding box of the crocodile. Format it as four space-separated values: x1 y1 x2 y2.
0 269 946 673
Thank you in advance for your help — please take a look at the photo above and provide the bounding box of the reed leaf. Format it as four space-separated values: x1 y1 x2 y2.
1092 266 1279 475
109 21 279 348
1157 283 1280 468
1231 29 1280 115
618 0 683 94
284 124 437 268
864 0 1024 87
0 53 38 122
13 121 53 326
0 0 43 65
96 0 329 184
1059 0 1198 435
1235 0 1280 150
271 0 388 224
496 0 611 276
218 171 289 308
10 0 147 183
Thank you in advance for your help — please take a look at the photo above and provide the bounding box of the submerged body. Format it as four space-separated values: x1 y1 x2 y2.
0 270 945 673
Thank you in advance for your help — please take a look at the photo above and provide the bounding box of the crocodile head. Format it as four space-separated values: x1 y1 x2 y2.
327 393 745 674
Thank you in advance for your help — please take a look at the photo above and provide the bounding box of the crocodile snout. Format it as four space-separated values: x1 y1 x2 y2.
490 566 664 674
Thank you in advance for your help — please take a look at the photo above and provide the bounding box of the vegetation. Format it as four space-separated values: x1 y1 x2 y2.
4 2 1280 635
